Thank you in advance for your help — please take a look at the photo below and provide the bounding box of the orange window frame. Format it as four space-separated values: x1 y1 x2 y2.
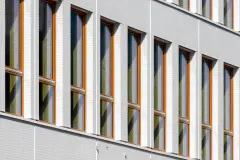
100 19 115 139
178 49 190 158
153 40 166 152
201 58 213 160
224 65 234 159
39 0 56 124
128 29 141 145
5 0 24 116
70 8 87 132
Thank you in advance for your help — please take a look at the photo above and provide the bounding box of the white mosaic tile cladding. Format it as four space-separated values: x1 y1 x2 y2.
0 117 34 160
35 126 96 160
151 1 198 51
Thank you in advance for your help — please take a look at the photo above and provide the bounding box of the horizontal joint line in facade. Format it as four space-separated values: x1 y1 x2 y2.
128 103 140 110
100 94 113 102
5 67 23 76
71 86 86 94
39 77 55 85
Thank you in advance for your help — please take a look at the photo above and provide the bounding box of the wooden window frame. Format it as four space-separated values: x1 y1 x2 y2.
201 0 213 20
224 65 234 159
5 0 24 116
201 57 212 160
70 8 87 132
128 29 141 145
153 40 166 152
178 49 190 158
100 19 115 139
39 0 56 124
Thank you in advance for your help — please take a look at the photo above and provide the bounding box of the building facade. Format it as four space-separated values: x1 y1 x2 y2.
0 0 240 160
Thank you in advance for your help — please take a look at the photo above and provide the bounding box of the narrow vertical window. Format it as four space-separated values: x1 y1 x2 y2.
39 0 55 124
5 0 24 116
153 41 166 151
202 58 212 160
202 0 211 19
70 9 86 131
179 0 189 10
224 66 233 160
178 50 190 157
128 31 141 145
100 21 114 138
224 0 233 28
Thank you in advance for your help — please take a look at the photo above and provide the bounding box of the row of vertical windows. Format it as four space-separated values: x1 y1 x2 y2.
4 1 235 159
179 0 234 29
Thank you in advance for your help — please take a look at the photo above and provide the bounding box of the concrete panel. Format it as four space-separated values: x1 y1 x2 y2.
199 21 240 67
0 117 34 160
151 1 198 51
98 0 149 32
35 126 96 160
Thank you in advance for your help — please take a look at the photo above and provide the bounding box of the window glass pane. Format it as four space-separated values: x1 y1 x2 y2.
101 23 112 96
100 100 113 138
71 11 83 88
179 52 188 118
224 0 233 28
202 60 210 124
179 123 189 157
202 0 211 19
39 0 53 78
71 92 84 130
128 108 139 144
154 43 164 111
179 0 189 9
5 0 20 69
224 135 233 160
128 33 138 104
39 83 54 123
224 69 231 130
5 73 22 116
154 115 165 150
202 128 211 160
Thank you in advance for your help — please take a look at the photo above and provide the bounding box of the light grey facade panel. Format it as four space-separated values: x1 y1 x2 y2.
151 1 198 51
98 0 149 32
35 127 96 160
199 21 240 67
0 117 34 160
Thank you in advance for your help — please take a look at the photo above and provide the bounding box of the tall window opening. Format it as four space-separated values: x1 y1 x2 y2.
39 0 56 124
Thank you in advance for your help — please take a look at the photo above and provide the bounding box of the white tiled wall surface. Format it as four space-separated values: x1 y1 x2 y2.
1 0 240 160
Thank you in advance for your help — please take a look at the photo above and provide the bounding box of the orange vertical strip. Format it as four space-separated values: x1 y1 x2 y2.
52 2 56 124
20 0 24 116
111 25 115 139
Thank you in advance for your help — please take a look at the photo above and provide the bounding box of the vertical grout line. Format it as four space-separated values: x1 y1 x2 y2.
149 0 152 149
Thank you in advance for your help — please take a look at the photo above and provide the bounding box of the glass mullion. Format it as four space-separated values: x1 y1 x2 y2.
100 100 113 138
71 92 85 130
128 107 140 144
